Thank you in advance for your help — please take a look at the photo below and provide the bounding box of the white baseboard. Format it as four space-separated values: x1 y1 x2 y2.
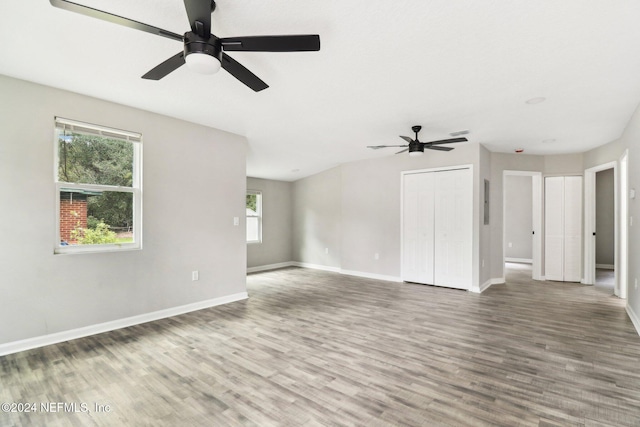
473 277 505 293
291 261 341 273
596 264 615 270
505 258 533 264
0 292 248 357
626 304 640 337
247 261 296 273
340 269 402 283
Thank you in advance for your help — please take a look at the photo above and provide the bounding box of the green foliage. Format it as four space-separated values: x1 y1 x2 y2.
71 221 118 245
59 133 134 228
246 194 257 212
86 215 100 230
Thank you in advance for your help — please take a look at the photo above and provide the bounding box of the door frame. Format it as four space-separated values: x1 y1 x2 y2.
502 171 542 280
583 161 618 292
619 151 628 298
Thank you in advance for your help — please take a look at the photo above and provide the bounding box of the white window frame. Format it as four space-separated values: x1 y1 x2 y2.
246 190 262 244
54 117 143 254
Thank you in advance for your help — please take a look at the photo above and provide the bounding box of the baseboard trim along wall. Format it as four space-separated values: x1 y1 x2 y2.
291 261 341 273
340 269 402 283
505 258 533 264
473 277 505 293
0 292 249 357
247 261 296 273
596 264 615 270
626 304 640 337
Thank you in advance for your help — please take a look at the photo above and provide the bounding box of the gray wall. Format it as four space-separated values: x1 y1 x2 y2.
292 167 342 269
0 75 248 345
504 175 533 260
479 145 492 287
293 143 482 288
596 168 615 266
624 104 640 325
246 177 293 268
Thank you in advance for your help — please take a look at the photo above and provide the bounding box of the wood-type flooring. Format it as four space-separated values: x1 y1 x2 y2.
1 265 640 426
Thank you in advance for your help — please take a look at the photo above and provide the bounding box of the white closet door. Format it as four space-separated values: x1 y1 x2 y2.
402 172 435 284
434 168 472 289
544 177 564 281
563 176 582 282
544 176 583 282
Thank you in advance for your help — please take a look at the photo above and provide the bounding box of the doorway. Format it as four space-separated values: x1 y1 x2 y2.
595 168 615 294
583 161 625 298
503 171 542 280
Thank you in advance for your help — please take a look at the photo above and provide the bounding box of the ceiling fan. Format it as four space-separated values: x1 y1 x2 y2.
49 0 321 92
367 126 468 157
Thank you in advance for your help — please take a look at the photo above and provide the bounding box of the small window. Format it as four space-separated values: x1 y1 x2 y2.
55 117 142 254
246 191 262 243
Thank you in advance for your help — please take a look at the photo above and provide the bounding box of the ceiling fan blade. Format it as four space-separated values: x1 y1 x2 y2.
220 35 320 52
221 53 269 92
141 52 186 80
425 145 454 151
396 148 410 154
426 137 468 145
183 0 211 37
399 136 414 144
49 0 183 42
367 145 407 149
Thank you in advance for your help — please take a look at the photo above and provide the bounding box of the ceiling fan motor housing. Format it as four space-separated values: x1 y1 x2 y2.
184 32 222 62
409 141 424 154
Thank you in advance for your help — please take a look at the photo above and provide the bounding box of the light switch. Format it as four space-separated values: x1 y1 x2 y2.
233 217 239 226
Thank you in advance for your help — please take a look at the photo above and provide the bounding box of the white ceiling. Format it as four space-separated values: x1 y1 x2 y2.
2 0 640 180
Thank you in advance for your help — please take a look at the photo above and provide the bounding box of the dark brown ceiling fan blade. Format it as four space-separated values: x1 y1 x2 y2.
396 148 410 154
142 52 186 80
221 53 268 91
220 35 320 52
427 137 468 145
367 145 407 149
49 0 183 42
183 0 212 37
399 136 414 144
425 145 454 151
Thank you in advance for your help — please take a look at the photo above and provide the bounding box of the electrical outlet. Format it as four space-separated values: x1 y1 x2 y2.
325 248 329 254
508 242 513 248
374 253 380 260
635 278 638 290
482 259 485 268
192 271 199 281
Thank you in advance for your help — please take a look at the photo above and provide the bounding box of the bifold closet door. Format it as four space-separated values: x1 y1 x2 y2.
434 168 473 289
544 176 582 282
563 176 582 282
402 172 435 285
402 168 472 289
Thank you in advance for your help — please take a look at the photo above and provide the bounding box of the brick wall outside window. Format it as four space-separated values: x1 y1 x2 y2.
59 193 88 244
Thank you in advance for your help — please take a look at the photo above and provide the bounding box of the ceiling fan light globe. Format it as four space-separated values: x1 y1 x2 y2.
408 150 423 157
185 53 221 74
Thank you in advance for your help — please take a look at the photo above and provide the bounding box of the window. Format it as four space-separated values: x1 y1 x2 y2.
246 191 262 243
54 117 142 254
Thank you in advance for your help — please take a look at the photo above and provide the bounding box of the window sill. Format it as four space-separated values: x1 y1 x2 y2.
54 243 142 255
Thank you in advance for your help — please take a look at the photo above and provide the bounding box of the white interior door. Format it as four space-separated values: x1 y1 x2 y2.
402 172 435 284
564 176 583 282
544 176 583 282
544 177 565 281
434 168 472 289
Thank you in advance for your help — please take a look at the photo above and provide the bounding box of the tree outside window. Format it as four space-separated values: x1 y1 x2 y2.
246 191 262 243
